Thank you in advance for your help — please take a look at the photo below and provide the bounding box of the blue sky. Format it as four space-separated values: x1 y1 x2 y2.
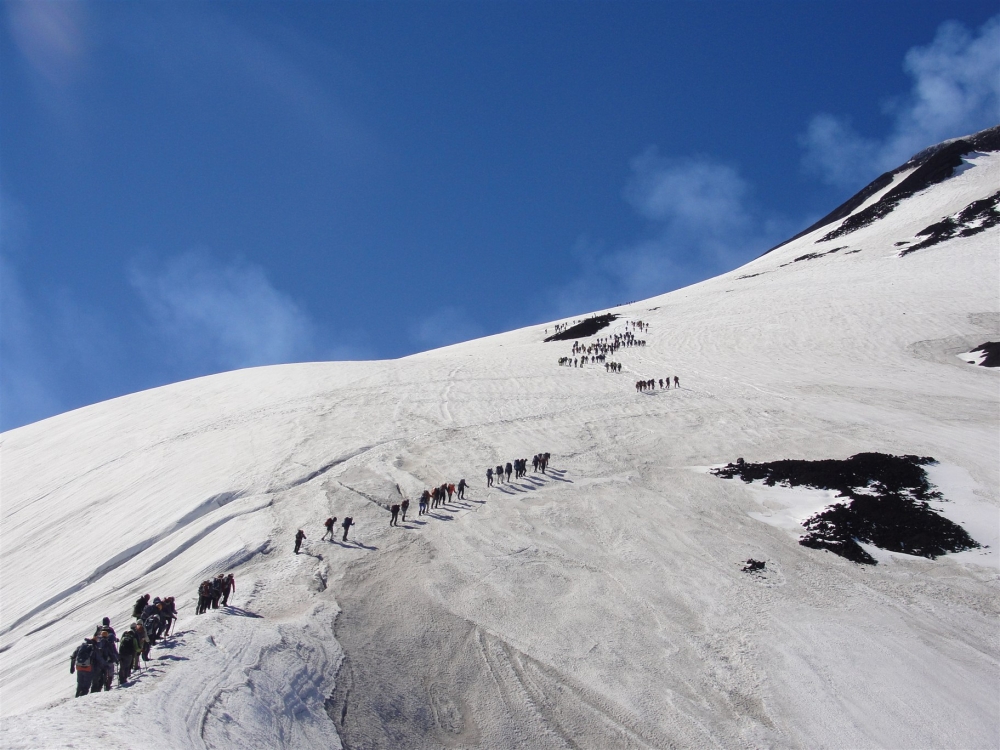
2 1 999 430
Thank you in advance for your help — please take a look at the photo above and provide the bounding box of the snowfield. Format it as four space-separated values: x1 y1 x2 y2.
2 140 998 749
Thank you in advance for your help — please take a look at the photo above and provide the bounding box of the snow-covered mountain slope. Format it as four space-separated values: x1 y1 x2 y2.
2 132 998 749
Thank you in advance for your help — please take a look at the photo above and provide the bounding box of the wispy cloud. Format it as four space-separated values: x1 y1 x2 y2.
801 14 1000 187
4 0 88 88
1 241 367 430
129 252 320 373
122 6 371 155
543 151 791 319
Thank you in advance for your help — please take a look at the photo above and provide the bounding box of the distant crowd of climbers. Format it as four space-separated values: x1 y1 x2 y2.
69 594 177 696
557 322 647 370
553 319 684 394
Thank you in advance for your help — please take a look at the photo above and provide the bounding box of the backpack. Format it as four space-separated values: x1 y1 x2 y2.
120 631 136 653
75 642 93 670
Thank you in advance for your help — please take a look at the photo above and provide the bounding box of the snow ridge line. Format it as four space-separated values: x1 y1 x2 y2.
0 495 269 639
3 446 385 640
265 443 391 495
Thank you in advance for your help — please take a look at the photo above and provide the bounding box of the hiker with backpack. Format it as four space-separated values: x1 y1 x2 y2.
141 598 159 622
222 575 235 606
342 517 354 541
161 596 177 634
390 504 400 526
401 499 409 522
118 626 139 685
294 529 306 554
322 517 336 541
92 630 119 692
486 467 493 487
71 637 102 697
197 580 211 614
93 616 116 642
134 620 151 662
457 479 467 500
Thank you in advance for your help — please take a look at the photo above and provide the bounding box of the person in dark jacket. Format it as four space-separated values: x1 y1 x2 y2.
211 576 223 609
71 638 100 697
118 627 138 685
400 499 409 522
161 597 177 634
342 517 354 541
294 529 306 554
80 637 108 695
222 575 235 606
93 616 116 642
147 609 166 644
486 467 493 487
322 517 336 541
92 630 119 692
457 479 467 500
132 594 149 620
197 580 211 614
390 504 400 526
141 599 159 622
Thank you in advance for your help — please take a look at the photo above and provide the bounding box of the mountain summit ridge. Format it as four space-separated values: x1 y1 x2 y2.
766 123 1000 254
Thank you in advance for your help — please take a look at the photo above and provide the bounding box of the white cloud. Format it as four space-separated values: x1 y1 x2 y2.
129 252 319 372
541 151 789 319
624 150 751 232
802 15 1000 187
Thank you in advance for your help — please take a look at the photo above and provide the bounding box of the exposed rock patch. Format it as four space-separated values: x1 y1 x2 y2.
899 191 1000 256
763 124 1000 254
962 342 1000 367
544 314 618 342
713 453 981 565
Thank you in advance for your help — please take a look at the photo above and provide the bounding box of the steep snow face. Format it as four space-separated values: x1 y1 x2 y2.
1 146 998 749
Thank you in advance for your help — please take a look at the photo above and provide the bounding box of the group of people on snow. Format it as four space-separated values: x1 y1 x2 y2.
418 480 467 515
195 574 236 614
69 593 177 696
295 453 554 553
487 453 550 487
635 376 679 392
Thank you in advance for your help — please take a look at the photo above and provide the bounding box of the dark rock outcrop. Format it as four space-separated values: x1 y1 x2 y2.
544 314 617 342
713 453 981 565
